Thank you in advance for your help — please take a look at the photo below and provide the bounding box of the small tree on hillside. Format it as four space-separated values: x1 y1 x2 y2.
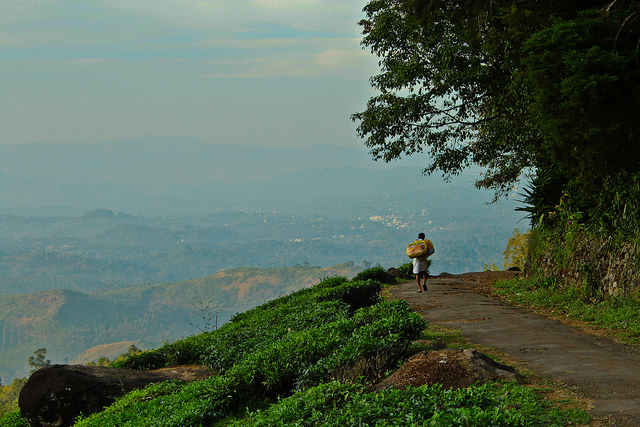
28 348 51 374
503 229 531 270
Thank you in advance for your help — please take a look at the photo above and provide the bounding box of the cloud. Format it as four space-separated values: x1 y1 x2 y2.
316 49 351 68
198 43 377 79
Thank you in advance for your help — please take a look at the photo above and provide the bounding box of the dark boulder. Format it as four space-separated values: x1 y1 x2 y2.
386 267 401 277
18 364 210 427
376 269 398 284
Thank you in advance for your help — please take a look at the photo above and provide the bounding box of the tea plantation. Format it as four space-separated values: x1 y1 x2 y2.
1 269 588 426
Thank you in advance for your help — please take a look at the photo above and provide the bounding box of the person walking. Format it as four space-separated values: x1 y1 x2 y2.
412 232 431 292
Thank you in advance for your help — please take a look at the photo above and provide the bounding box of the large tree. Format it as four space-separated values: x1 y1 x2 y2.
353 0 640 205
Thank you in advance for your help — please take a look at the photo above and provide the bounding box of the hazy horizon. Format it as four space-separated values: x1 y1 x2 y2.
0 135 514 217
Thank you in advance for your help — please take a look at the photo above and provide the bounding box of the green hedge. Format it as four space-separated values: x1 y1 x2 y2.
0 411 28 427
76 275 425 426
231 381 589 427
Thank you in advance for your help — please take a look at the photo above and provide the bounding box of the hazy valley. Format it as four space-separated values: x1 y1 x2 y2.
0 137 523 382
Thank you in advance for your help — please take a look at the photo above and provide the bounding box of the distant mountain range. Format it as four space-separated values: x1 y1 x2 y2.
0 136 497 216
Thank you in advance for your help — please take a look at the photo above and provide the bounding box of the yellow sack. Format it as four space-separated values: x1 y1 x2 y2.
406 239 434 259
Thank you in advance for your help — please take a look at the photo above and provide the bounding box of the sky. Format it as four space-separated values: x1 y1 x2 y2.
1 0 380 147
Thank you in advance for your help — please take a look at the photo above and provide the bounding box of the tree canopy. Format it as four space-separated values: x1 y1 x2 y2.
353 0 640 211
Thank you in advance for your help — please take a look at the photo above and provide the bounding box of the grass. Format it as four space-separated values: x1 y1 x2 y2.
491 276 640 344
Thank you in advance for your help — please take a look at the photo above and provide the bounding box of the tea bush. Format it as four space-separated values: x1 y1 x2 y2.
76 276 426 426
0 411 28 427
114 276 374 371
351 265 395 284
397 262 414 279
32 270 587 426
231 381 589 427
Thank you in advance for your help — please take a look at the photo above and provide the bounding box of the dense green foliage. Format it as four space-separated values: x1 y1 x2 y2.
77 274 427 426
231 381 588 427
354 0 640 300
0 378 26 419
0 410 28 427
525 219 640 301
354 0 640 220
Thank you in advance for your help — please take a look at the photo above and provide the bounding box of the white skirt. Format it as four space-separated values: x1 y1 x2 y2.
412 257 429 274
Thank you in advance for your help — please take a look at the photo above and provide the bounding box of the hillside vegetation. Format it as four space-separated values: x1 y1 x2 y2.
0 263 361 382
1 269 588 426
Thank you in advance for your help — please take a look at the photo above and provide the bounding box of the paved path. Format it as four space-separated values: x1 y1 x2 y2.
387 273 640 426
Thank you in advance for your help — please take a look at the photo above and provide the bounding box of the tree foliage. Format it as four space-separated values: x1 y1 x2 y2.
28 348 50 375
503 229 531 270
0 378 26 418
354 0 640 208
523 8 640 185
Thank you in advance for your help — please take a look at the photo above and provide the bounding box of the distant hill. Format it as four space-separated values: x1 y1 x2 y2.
0 263 362 382
72 341 138 365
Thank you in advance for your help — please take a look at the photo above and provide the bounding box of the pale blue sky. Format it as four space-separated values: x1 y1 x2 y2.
1 0 379 146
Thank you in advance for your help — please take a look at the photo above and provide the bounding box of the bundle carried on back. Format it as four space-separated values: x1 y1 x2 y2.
406 239 435 259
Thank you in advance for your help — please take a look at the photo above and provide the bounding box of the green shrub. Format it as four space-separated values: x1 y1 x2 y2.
0 411 28 427
316 279 382 312
77 278 427 426
114 276 374 371
396 262 414 279
230 381 589 427
351 265 394 284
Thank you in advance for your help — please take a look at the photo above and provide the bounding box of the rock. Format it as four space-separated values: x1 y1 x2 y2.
370 348 523 392
386 267 401 277
18 364 210 427
377 270 398 284
460 348 523 383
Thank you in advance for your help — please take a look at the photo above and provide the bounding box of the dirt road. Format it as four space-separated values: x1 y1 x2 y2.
387 272 640 426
